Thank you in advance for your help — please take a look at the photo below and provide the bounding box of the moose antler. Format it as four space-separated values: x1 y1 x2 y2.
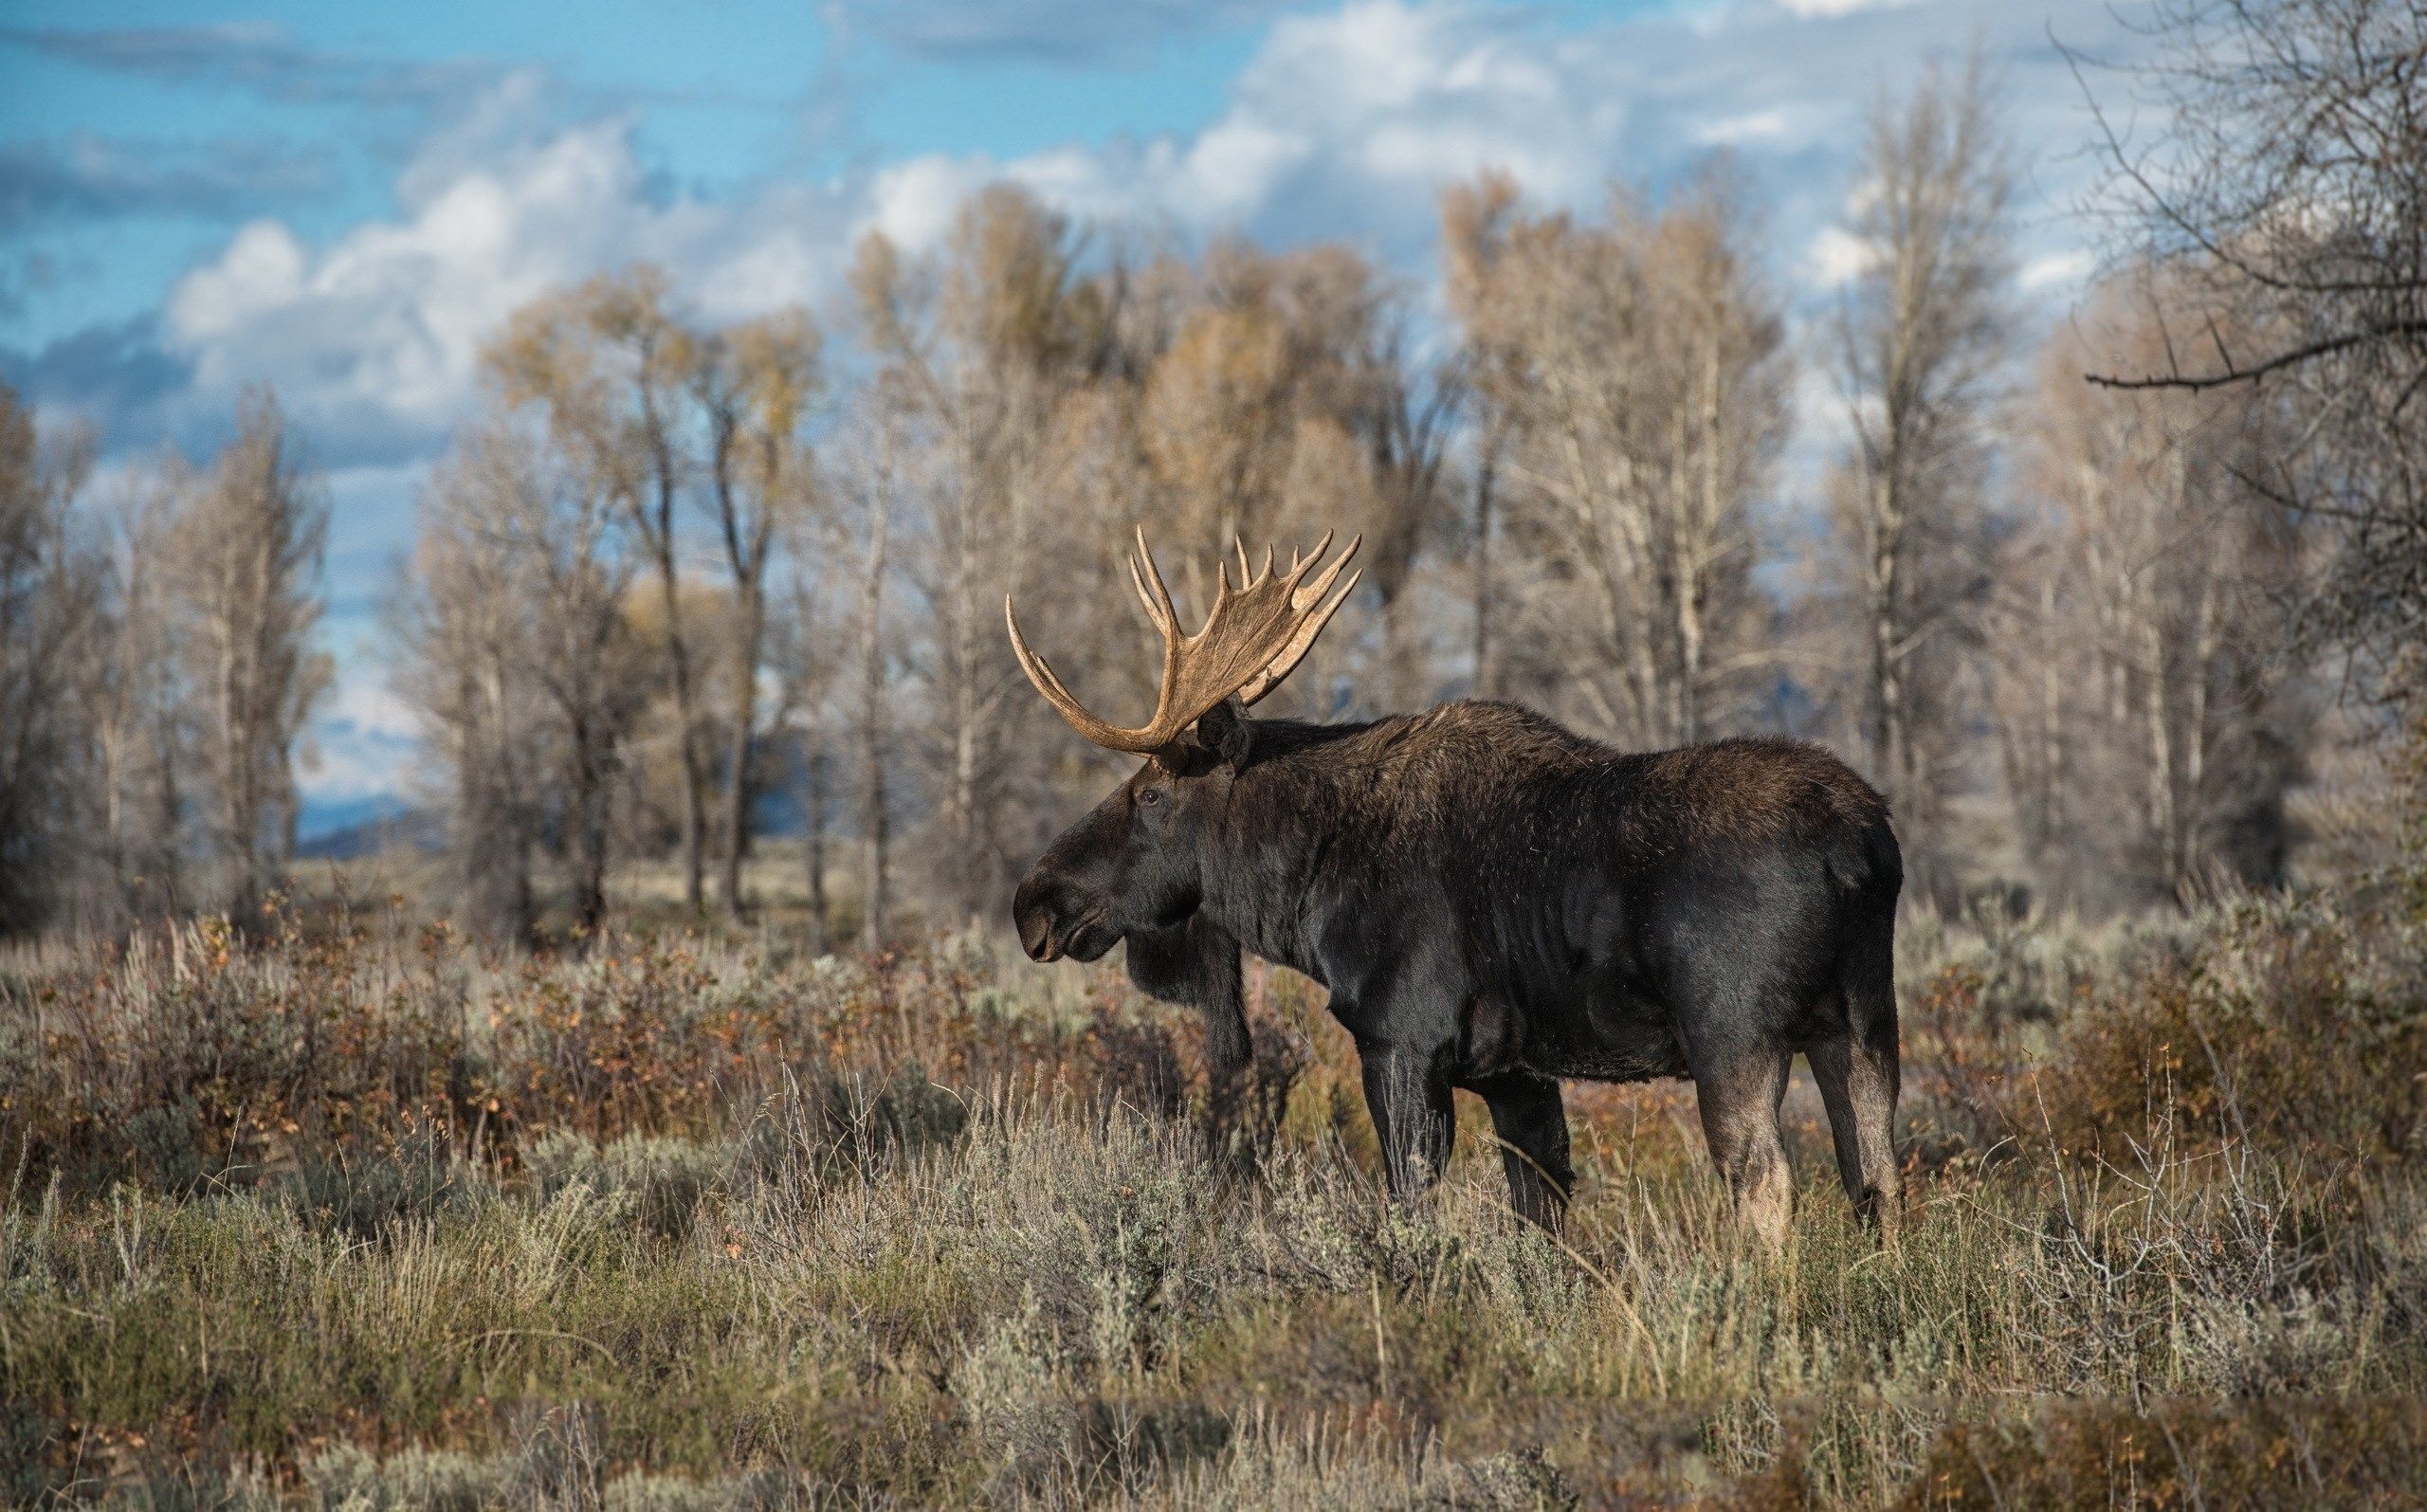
1007 526 1361 755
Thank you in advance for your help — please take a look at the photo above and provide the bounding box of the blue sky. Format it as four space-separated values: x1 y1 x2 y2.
0 0 2154 832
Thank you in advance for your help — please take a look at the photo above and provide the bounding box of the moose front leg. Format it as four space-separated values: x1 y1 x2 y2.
1463 1070 1573 1231
1358 1041 1455 1204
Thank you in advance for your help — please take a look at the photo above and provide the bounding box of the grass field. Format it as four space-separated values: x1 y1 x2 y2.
4 883 2424 1507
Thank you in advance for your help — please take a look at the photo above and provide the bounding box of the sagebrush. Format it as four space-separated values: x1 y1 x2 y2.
4 885 2422 1507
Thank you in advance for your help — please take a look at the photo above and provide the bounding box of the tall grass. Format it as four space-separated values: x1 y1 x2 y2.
3 886 2421 1506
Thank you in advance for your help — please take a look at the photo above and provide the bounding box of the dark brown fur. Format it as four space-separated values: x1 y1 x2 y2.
1014 698 1905 1241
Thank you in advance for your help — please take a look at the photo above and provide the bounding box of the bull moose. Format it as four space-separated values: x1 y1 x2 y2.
1008 529 1902 1243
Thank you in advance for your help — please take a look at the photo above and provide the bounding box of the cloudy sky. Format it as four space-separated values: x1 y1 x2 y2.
0 0 2156 832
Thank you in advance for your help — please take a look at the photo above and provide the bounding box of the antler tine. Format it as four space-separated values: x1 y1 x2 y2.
1286 530 1354 610
1131 525 1179 634
1008 594 1153 752
1127 550 1170 633
1009 525 1362 756
1286 529 1335 585
1235 553 1361 708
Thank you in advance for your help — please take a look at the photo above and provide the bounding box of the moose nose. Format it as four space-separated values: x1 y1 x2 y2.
1011 873 1062 961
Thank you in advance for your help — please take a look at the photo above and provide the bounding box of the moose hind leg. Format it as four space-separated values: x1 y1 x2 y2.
1809 1033 1901 1230
1690 1045 1794 1249
1359 1044 1455 1204
1814 908 1903 1230
1467 1071 1574 1231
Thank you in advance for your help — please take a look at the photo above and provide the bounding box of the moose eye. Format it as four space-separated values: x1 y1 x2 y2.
1137 788 1162 808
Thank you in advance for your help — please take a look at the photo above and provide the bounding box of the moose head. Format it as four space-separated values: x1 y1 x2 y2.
1007 528 1359 963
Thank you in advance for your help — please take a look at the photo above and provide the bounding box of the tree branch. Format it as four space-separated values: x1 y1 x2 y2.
2085 319 2427 392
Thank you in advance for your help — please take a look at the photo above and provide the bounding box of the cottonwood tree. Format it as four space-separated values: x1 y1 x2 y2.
1996 277 2305 910
1442 174 1525 698
1447 164 1791 750
854 190 1102 927
1823 54 2013 902
827 365 909 950
395 418 643 939
2080 0 2427 709
694 308 823 920
768 544 842 949
167 390 329 928
1132 240 1453 717
488 268 718 915
1140 255 1307 574
1337 269 1459 712
393 435 546 942
0 383 102 936
91 468 192 929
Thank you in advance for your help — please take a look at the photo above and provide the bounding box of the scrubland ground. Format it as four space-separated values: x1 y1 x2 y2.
3 883 2425 1509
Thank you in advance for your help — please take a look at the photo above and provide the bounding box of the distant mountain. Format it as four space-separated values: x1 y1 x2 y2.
297 798 443 860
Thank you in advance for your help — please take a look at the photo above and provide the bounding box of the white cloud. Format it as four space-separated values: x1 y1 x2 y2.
2019 248 2095 290
867 155 1000 251
157 0 2150 470
1807 225 1876 287
1776 0 1927 18
322 665 419 740
1697 106 1796 146
161 100 867 463
301 668 421 803
170 221 308 339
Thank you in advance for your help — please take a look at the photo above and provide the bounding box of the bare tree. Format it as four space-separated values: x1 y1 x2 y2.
1448 164 1791 749
1345 282 1460 712
1995 275 2305 910
392 430 549 944
92 465 192 930
855 191 1096 928
769 546 841 951
1442 174 1524 699
824 241 923 950
0 383 102 937
167 390 329 928
2078 0 2427 707
1825 52 2013 902
490 267 717 915
395 414 642 940
836 381 902 953
695 308 824 920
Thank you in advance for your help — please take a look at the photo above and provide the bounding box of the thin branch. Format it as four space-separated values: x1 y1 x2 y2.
2086 319 2427 392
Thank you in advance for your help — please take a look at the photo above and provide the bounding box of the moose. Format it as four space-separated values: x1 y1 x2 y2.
1008 529 1903 1243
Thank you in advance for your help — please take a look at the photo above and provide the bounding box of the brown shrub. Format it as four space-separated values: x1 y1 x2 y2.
1990 896 2426 1167
1897 1397 2427 1510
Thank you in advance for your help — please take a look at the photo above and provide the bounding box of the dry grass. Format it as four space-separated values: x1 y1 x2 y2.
3 884 2423 1507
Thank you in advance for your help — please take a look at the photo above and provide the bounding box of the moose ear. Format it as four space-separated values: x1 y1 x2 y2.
1195 698 1254 771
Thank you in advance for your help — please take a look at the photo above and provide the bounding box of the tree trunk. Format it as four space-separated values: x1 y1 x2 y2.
639 408 707 917
1867 469 1907 811
570 708 610 939
1471 419 1499 699
719 580 764 920
657 548 706 916
857 487 892 954
803 744 830 953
